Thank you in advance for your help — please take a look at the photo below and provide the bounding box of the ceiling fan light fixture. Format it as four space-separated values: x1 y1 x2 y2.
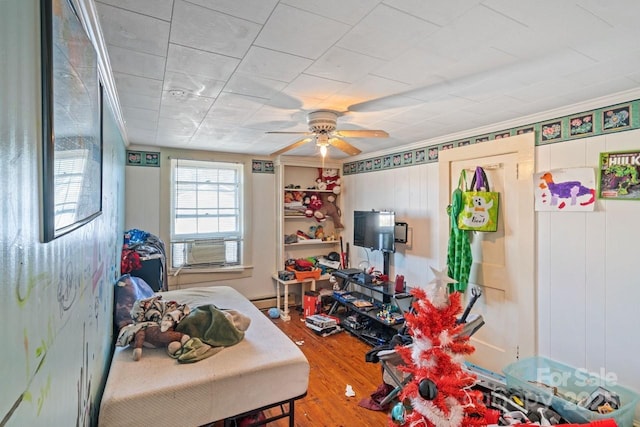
267 109 388 157
316 133 329 157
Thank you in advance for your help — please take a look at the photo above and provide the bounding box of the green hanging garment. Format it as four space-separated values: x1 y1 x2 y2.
446 169 473 292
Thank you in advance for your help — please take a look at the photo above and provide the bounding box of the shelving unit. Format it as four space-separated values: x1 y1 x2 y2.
273 157 345 317
275 157 343 267
328 269 413 346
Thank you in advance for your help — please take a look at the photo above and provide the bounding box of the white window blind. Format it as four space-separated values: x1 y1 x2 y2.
170 159 243 269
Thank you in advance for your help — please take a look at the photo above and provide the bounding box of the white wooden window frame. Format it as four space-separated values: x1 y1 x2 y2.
170 158 243 269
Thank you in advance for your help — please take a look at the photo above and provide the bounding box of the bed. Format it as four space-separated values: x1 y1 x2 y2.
98 285 310 427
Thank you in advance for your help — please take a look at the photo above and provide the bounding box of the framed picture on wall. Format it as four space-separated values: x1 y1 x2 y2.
598 150 640 200
41 0 103 242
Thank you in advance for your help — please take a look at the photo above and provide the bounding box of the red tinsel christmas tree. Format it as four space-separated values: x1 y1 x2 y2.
390 267 487 427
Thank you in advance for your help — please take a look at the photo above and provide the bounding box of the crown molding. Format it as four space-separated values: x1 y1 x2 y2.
72 0 129 146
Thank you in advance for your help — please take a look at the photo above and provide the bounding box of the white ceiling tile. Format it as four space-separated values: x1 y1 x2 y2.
337 4 440 61
126 128 158 144
193 116 237 137
96 3 169 56
422 5 527 61
283 74 349 101
155 134 192 147
163 71 225 99
281 0 379 26
207 92 264 124
113 72 162 98
254 4 350 60
96 0 173 21
562 77 637 105
237 46 313 82
339 75 411 106
482 1 612 48
569 27 638 62
122 106 158 129
170 0 260 58
106 44 166 80
244 106 303 130
186 0 278 24
224 73 288 99
304 47 384 84
372 47 459 86
563 55 640 86
577 0 640 28
627 70 640 85
382 0 481 26
118 91 161 111
156 116 199 136
166 44 240 81
159 92 214 122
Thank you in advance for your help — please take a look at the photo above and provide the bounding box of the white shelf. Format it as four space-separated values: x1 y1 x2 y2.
284 215 338 220
284 240 339 247
283 187 335 193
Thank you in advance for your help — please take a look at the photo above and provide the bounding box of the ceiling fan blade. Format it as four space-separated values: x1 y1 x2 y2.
265 131 312 135
270 137 313 156
334 129 389 138
330 138 361 156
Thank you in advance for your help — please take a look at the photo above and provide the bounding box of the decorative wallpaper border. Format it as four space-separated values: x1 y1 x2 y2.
252 159 274 173
343 99 640 176
126 150 160 167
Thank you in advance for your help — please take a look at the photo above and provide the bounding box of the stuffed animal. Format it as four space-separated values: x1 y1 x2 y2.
116 295 191 361
284 191 294 204
317 168 341 194
304 193 325 221
132 325 190 361
309 225 325 240
317 193 344 229
284 190 305 204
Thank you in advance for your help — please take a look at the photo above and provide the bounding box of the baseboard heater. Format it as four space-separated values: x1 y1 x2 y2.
251 294 296 311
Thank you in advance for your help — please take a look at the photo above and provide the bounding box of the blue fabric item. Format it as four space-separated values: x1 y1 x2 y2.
126 229 149 244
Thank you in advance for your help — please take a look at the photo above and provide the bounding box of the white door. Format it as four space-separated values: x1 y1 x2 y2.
438 133 536 374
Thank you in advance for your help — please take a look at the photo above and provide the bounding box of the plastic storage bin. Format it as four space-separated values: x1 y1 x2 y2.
503 356 639 427
286 266 321 280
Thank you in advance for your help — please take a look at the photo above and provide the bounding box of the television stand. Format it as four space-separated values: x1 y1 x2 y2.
383 251 390 277
328 269 412 346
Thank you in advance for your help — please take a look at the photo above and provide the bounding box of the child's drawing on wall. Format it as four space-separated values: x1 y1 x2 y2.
534 168 596 211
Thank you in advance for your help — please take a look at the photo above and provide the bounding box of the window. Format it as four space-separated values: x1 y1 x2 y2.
170 158 243 269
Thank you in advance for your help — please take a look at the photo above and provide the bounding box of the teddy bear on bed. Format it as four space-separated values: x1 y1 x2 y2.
129 296 191 360
114 276 190 361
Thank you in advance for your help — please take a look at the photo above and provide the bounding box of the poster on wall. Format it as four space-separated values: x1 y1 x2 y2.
534 168 596 211
598 150 640 200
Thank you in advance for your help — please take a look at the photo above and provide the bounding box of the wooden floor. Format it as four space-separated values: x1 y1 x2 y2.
262 309 391 427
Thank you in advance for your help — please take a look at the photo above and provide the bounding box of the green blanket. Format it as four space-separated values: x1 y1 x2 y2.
175 304 250 347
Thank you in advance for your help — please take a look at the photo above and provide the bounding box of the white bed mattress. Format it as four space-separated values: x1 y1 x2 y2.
98 286 309 427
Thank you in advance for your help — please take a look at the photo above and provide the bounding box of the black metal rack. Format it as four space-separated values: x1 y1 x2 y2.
328 269 413 346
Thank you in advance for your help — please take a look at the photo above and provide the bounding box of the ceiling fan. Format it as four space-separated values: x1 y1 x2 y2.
267 109 389 157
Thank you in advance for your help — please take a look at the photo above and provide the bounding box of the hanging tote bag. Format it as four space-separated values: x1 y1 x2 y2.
457 166 500 232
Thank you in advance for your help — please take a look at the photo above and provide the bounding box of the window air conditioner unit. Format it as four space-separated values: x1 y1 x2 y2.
185 239 227 266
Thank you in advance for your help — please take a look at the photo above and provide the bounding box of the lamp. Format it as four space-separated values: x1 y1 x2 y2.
316 133 329 158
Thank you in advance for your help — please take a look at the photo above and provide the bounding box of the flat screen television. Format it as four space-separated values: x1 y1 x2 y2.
353 210 395 253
